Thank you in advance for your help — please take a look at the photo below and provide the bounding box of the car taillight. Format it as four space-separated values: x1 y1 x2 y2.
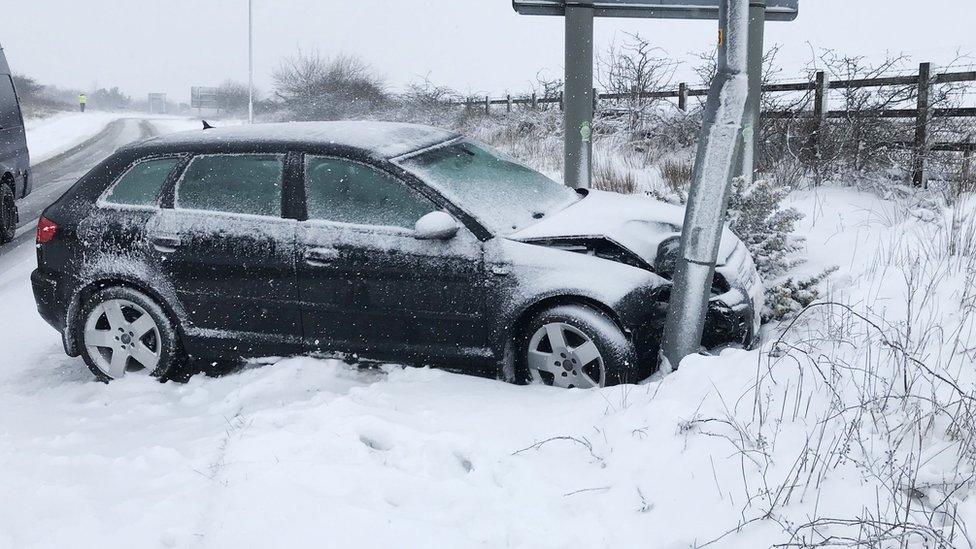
36 216 58 244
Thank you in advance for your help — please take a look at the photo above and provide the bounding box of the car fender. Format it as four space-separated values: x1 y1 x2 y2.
487 238 667 350
62 252 189 357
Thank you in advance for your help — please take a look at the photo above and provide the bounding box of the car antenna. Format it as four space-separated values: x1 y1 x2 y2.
202 120 215 130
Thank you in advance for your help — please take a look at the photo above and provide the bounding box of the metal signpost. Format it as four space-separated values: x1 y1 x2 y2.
512 0 799 368
513 0 797 189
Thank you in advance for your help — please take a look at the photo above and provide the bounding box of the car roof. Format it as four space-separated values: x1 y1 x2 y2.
132 120 459 160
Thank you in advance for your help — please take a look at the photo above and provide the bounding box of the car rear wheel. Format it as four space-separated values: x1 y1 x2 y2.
0 183 16 243
78 286 184 382
518 304 640 388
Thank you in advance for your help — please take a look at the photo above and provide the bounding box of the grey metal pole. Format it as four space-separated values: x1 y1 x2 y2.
563 2 594 189
661 0 750 369
248 0 254 124
738 0 765 184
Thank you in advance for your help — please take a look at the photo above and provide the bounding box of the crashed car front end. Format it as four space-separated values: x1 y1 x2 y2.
510 189 764 364
521 232 762 359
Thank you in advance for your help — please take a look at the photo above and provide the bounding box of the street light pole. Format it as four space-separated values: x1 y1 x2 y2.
248 0 254 124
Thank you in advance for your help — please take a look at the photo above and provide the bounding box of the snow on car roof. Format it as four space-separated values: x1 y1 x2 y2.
140 121 459 159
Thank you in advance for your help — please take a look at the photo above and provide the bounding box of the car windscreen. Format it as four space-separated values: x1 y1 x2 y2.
399 139 580 235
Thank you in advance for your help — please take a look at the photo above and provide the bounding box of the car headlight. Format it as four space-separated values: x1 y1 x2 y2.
654 236 681 278
654 236 731 297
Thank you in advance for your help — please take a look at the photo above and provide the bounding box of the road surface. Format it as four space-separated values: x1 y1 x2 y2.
0 118 156 276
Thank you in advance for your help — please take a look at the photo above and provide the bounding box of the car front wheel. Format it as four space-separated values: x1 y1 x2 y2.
518 304 641 388
77 286 184 382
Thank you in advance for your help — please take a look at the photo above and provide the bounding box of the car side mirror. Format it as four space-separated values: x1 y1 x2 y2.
414 211 460 240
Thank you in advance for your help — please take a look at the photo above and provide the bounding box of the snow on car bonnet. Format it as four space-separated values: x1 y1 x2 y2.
511 189 739 266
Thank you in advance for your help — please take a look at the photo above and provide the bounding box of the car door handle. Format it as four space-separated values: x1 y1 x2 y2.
151 236 182 253
305 247 340 266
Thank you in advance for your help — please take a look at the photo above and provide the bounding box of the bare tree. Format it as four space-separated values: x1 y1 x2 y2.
403 74 456 108
598 32 677 121
216 80 251 114
529 71 563 111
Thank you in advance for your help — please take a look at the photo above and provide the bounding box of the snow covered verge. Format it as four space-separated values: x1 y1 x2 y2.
23 113 223 165
0 185 972 548
24 112 129 163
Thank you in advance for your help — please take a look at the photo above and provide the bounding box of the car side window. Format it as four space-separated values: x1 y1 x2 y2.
103 157 181 207
305 156 434 228
176 154 284 217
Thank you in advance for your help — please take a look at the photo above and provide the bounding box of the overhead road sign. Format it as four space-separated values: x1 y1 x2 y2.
512 0 798 21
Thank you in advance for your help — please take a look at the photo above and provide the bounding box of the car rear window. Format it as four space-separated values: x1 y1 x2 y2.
176 154 284 217
103 157 180 207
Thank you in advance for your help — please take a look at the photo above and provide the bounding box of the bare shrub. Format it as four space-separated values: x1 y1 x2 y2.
692 204 976 547
593 160 637 194
659 158 693 196
273 50 387 120
11 73 70 117
216 80 251 114
532 72 564 110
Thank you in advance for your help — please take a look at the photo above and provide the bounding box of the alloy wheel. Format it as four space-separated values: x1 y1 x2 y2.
83 298 162 378
527 322 606 388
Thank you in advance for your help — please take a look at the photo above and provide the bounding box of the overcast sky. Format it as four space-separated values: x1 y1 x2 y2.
2 0 974 103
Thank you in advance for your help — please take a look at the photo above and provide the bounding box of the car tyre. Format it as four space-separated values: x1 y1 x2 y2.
0 183 16 244
76 286 186 382
516 304 642 388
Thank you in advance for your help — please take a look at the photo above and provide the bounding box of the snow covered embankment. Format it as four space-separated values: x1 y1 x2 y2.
0 188 973 548
24 112 127 163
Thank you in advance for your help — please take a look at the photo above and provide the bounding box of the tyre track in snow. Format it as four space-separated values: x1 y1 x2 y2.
0 118 158 276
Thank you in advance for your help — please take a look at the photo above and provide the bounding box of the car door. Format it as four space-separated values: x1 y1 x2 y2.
296 154 491 364
147 152 302 358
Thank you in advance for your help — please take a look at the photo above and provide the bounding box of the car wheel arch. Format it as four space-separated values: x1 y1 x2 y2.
64 276 186 357
509 294 629 344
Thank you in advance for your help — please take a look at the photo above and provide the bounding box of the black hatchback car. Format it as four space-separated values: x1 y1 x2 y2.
32 122 763 387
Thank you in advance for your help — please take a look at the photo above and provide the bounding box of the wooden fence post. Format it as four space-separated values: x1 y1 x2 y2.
593 88 598 113
678 82 687 111
485 95 490 115
559 91 564 111
912 62 932 187
506 94 512 113
531 92 538 110
811 71 829 161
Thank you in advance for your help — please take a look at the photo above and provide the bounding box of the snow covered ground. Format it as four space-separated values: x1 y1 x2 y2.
1 119 973 548
24 112 130 163
23 113 229 165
